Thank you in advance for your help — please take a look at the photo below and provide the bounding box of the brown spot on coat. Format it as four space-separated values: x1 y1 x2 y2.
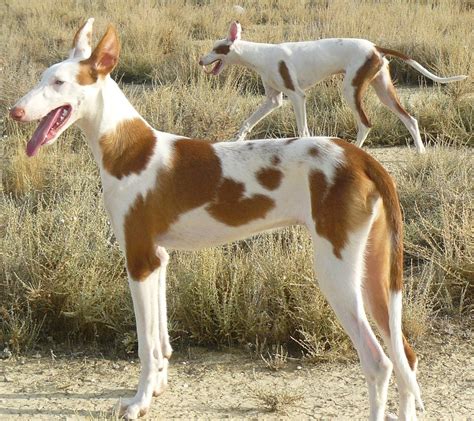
308 147 319 157
309 140 380 260
352 53 383 127
100 118 156 179
403 335 417 370
206 178 275 226
124 139 222 280
279 61 295 91
331 139 403 292
213 44 231 55
375 46 410 61
124 139 275 280
255 167 283 190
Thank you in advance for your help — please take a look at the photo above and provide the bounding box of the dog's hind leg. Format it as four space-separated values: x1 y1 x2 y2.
343 54 383 148
310 221 392 421
371 62 425 153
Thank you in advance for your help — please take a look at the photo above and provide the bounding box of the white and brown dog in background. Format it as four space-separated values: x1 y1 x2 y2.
11 19 424 420
199 21 467 153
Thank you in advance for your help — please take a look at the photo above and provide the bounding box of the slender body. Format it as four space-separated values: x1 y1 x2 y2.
11 20 423 420
200 22 467 153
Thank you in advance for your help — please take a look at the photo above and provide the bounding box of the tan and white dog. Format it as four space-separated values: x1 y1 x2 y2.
199 21 467 153
11 20 423 420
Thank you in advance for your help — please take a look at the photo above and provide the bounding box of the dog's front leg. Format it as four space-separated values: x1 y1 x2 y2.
120 269 162 419
235 86 282 141
153 247 172 397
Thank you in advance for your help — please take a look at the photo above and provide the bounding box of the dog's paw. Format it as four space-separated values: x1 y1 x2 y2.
119 397 150 419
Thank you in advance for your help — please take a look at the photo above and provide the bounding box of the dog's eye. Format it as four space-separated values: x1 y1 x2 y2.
54 79 64 86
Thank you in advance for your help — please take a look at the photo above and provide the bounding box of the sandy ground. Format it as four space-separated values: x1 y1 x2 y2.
0 326 472 420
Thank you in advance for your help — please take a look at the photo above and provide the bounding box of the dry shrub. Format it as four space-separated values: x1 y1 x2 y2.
0 1 472 354
398 146 473 315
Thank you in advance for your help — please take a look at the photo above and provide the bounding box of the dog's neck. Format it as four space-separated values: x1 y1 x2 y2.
230 40 274 72
76 77 144 167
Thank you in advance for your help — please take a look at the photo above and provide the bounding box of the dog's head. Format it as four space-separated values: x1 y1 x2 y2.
10 19 120 157
198 21 242 76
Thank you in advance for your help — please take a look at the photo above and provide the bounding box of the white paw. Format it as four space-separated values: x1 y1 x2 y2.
162 343 173 359
119 397 150 419
385 413 398 421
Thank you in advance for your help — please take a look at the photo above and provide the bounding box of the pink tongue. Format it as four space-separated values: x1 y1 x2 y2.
26 107 63 157
212 61 223 75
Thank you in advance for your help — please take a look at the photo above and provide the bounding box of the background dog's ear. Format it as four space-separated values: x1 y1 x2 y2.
86 25 121 76
69 18 94 60
228 21 242 42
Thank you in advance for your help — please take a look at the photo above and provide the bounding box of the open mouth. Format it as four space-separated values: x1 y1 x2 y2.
26 105 72 157
202 59 224 76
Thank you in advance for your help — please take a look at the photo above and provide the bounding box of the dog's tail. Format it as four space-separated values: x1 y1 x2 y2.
364 154 424 412
376 46 467 83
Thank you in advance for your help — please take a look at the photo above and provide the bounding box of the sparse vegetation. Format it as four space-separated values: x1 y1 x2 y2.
0 0 472 357
251 386 304 413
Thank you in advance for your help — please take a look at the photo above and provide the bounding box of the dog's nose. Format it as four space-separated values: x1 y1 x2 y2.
9 107 25 121
198 59 204 66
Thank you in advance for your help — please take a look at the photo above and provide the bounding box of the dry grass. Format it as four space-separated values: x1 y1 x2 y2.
251 387 304 413
0 0 472 355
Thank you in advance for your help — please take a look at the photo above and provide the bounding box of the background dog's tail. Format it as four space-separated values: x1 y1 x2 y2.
376 46 467 83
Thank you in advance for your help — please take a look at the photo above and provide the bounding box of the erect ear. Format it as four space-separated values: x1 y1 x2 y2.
228 21 242 42
87 25 121 76
69 18 94 60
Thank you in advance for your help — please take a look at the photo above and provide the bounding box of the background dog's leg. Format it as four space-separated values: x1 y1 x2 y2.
287 89 310 137
342 75 372 148
371 64 426 154
236 84 282 141
121 270 162 419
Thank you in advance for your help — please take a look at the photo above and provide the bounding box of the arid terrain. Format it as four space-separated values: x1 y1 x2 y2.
0 323 472 420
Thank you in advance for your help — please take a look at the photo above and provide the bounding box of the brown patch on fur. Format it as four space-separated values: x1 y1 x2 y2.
403 335 417 370
363 203 391 335
271 155 281 166
100 118 156 179
309 140 397 263
77 25 120 85
256 167 283 190
385 73 411 119
308 147 320 158
285 137 298 145
206 178 275 226
375 46 410 61
213 44 231 55
124 139 222 280
332 139 403 291
77 63 98 85
279 61 295 91
124 139 275 280
352 52 383 127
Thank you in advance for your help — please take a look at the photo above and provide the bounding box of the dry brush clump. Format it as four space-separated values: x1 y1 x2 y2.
0 1 472 354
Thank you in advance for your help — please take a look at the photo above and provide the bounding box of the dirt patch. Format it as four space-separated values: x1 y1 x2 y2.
0 329 472 420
